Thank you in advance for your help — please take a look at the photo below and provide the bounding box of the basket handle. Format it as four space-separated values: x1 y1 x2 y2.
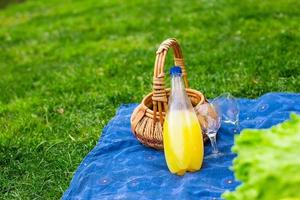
152 38 189 125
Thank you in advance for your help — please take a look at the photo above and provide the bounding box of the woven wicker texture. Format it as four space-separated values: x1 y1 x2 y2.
131 38 208 150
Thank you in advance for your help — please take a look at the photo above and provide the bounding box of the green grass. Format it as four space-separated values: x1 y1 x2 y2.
0 0 299 199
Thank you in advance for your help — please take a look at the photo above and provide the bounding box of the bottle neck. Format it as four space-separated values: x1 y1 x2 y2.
168 73 194 112
170 74 188 109
171 75 185 94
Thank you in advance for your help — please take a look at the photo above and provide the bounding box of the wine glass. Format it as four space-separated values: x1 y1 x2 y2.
197 102 221 154
197 93 239 155
212 93 240 128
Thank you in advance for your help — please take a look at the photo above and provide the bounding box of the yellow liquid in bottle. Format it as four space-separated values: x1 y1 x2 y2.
163 110 204 176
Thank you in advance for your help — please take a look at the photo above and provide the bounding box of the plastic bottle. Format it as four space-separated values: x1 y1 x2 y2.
163 66 204 176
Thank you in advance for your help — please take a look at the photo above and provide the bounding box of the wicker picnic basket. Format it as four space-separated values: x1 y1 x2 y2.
130 38 209 150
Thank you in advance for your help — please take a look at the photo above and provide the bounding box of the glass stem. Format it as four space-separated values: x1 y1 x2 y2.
235 121 240 131
208 134 218 154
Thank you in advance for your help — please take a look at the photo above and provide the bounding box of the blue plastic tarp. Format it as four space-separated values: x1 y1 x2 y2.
62 92 300 200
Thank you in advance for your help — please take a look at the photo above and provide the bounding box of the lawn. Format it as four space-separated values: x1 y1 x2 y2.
0 0 299 199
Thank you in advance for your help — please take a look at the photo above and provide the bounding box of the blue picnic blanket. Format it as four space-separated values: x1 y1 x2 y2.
62 92 300 200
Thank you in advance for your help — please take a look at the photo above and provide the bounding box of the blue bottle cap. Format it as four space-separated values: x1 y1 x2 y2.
170 66 182 75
